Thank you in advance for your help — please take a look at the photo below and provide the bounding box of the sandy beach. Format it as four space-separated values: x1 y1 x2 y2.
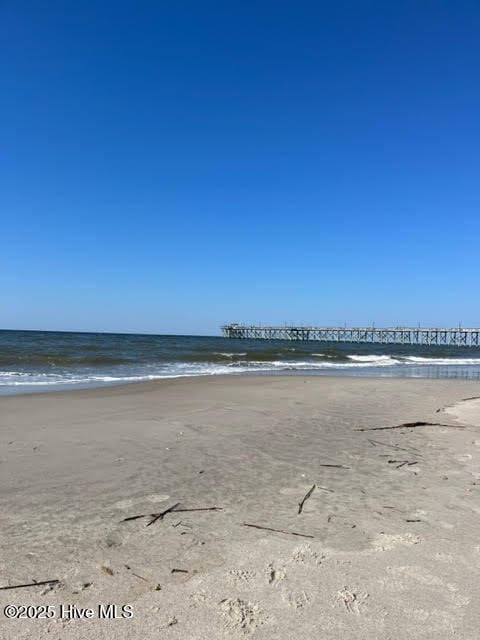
1 375 480 639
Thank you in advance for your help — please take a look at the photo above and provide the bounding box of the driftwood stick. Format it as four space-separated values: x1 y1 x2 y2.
172 507 222 513
121 514 146 522
147 502 181 527
320 464 350 469
243 523 314 539
0 580 59 591
298 484 316 515
356 422 464 432
122 505 221 524
132 572 148 582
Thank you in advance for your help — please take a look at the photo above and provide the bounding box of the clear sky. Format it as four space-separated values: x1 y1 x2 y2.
1 1 480 335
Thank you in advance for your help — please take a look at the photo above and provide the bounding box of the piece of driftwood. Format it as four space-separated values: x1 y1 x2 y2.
387 459 418 468
124 565 148 582
121 514 146 522
320 464 350 469
243 523 314 539
122 504 221 525
298 484 316 514
0 579 59 591
132 572 148 582
172 507 222 513
147 503 181 527
356 421 464 432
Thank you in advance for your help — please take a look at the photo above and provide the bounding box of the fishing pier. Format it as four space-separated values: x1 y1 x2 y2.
221 325 480 347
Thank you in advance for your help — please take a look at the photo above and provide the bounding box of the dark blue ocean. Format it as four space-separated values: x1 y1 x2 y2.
2 330 480 395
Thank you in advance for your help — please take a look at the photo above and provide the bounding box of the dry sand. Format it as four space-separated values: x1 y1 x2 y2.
1 375 480 639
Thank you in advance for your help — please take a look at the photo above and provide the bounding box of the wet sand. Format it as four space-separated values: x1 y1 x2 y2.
1 375 480 639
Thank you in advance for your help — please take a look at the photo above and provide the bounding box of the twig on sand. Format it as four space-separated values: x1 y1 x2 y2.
298 484 316 514
121 504 222 526
387 459 418 468
147 503 181 527
172 507 222 514
243 523 314 539
131 572 149 582
0 580 59 591
356 421 464 432
318 485 334 493
171 568 188 574
124 565 149 582
320 464 350 469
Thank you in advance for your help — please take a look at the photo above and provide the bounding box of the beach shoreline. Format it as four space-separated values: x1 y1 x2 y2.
3 329 480 396
1 375 479 638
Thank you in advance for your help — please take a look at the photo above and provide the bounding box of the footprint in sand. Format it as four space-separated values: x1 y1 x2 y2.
334 587 368 615
228 568 257 584
104 531 123 548
219 598 264 634
371 533 420 551
283 590 310 609
266 563 286 585
290 544 325 566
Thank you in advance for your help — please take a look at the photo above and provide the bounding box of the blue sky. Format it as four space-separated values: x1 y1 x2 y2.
1 1 480 334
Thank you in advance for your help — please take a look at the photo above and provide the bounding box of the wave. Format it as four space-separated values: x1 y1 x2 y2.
402 356 480 365
213 352 247 358
347 355 400 365
3 352 480 395
231 359 401 370
0 358 397 390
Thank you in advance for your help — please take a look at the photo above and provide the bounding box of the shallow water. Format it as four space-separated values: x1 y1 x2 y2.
2 329 480 394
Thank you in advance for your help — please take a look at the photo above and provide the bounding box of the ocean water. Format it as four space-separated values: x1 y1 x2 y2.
2 329 480 395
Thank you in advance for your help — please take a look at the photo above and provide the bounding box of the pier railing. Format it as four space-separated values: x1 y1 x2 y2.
221 325 480 346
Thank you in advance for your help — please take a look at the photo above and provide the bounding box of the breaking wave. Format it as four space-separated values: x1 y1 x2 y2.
3 329 480 395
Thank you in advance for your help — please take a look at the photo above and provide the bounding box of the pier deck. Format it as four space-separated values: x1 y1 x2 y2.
221 325 480 346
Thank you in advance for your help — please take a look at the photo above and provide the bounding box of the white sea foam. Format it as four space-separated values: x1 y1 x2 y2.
348 355 400 364
231 359 397 370
2 351 480 395
402 356 480 365
213 352 247 357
